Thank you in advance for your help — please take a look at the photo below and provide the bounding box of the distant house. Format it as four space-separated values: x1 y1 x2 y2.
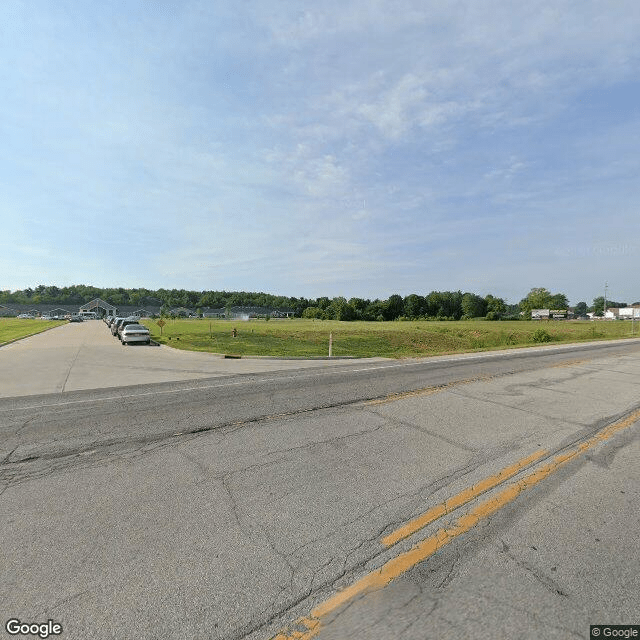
169 307 195 317
531 309 569 320
201 308 226 318
199 306 296 319
79 298 117 318
47 307 73 318
271 308 295 318
117 305 162 318
606 307 640 320
531 309 550 320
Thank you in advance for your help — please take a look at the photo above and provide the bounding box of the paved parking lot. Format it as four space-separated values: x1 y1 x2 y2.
0 320 386 398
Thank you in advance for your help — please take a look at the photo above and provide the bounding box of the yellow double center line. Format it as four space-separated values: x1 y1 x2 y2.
272 408 640 640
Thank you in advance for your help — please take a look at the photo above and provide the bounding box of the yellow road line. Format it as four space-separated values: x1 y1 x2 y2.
364 375 492 406
271 408 640 640
382 448 548 547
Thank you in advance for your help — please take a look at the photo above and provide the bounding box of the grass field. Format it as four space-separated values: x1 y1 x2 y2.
0 318 66 345
140 318 640 358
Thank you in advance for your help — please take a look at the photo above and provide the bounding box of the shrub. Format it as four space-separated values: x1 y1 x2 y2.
532 328 552 343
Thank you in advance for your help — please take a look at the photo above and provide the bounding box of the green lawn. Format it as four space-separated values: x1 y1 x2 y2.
0 318 66 344
140 318 640 358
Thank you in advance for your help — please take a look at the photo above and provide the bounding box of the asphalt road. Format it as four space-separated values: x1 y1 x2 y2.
1 336 640 639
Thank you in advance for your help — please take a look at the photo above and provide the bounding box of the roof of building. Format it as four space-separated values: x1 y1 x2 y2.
79 298 117 312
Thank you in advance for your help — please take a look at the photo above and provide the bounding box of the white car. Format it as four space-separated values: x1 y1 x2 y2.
120 324 151 345
17 314 35 319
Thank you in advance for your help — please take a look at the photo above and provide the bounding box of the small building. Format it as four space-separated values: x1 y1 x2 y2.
202 308 227 318
169 307 195 317
271 308 295 318
42 307 73 319
531 309 568 320
80 298 118 318
531 309 550 320
606 307 640 320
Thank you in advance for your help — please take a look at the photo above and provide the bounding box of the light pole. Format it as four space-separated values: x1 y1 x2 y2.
604 282 608 317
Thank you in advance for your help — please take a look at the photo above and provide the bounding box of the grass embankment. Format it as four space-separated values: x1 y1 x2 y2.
140 318 639 359
0 318 66 345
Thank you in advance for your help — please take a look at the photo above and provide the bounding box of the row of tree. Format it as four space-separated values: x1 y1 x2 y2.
301 292 513 321
1 285 635 321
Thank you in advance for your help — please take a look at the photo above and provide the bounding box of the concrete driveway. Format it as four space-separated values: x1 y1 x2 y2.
0 320 386 397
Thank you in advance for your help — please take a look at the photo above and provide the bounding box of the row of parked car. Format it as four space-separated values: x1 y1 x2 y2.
104 316 152 345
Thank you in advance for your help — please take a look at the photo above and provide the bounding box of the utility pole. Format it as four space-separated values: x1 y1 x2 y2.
604 282 608 316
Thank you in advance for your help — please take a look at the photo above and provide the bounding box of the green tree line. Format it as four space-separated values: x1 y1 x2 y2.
1 285 633 321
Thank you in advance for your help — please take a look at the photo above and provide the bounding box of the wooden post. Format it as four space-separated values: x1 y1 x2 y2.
329 332 333 357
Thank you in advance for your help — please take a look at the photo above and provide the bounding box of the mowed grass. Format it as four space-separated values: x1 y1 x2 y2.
140 318 640 358
0 318 66 344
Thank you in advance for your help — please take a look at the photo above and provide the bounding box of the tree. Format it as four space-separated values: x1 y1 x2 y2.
519 288 568 317
348 298 370 320
548 293 569 309
403 294 425 319
461 293 487 319
324 297 356 321
302 307 323 319
574 302 588 317
485 294 506 319
592 296 605 316
384 294 405 320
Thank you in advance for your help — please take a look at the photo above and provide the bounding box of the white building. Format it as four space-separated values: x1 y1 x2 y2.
605 307 640 320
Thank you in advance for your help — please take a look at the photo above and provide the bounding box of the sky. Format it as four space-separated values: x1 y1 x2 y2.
1 1 639 305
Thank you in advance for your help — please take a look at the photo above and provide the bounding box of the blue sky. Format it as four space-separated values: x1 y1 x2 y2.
1 0 639 304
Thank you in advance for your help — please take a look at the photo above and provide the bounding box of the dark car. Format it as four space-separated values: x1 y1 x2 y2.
110 317 128 335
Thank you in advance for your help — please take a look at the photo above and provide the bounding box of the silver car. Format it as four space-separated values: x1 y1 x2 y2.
120 324 151 345
110 317 126 336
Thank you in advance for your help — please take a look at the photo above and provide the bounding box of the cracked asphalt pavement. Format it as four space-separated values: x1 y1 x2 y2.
1 332 640 640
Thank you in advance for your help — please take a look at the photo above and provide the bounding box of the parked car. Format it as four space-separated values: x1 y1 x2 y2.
116 318 141 340
69 316 84 323
120 324 151 345
17 314 35 319
110 317 126 335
